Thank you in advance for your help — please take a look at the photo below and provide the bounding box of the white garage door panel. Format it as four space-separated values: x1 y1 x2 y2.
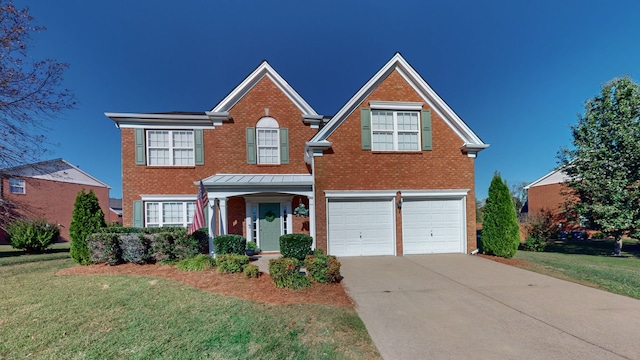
402 199 464 254
328 199 394 256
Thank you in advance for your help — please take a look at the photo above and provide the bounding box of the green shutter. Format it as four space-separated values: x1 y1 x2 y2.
361 108 371 150
194 129 204 165
204 204 209 229
280 128 289 164
135 129 146 165
246 128 257 164
133 200 143 227
421 109 432 151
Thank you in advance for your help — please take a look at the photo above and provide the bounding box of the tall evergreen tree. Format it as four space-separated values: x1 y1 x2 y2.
559 77 640 256
69 189 105 264
481 173 520 258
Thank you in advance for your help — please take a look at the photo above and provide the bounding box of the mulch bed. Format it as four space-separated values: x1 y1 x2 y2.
57 263 354 307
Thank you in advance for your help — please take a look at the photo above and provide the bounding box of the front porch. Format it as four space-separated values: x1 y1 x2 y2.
202 174 315 255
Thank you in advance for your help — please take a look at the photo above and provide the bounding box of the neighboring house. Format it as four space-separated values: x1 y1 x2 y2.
525 168 572 223
106 53 488 256
108 198 123 225
0 159 111 243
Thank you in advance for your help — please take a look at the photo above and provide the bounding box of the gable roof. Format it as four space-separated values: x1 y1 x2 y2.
525 168 571 189
307 53 488 157
211 60 320 119
1 159 110 188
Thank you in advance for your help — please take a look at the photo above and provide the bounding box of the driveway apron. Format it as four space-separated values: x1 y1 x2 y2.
339 254 640 360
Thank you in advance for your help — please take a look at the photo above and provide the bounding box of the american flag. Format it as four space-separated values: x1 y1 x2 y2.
188 181 209 235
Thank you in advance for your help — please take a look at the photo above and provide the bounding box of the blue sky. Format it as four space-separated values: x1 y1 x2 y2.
13 0 640 199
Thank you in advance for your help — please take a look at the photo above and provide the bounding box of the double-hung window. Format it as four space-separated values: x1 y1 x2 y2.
257 128 280 164
9 178 25 194
371 110 420 151
145 201 196 227
246 117 289 165
147 130 195 166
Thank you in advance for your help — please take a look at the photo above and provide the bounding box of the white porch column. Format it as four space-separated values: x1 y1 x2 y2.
219 197 228 235
308 195 316 248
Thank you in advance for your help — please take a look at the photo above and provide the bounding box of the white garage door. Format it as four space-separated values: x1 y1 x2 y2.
327 199 395 256
402 198 464 254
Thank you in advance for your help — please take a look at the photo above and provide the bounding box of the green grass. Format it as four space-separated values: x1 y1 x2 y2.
515 238 640 299
0 244 380 359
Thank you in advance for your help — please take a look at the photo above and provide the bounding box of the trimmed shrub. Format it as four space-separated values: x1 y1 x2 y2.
520 236 546 252
269 257 311 289
87 233 120 265
480 173 520 258
171 228 201 260
243 264 260 278
149 232 174 263
6 218 59 253
70 189 106 264
216 254 249 273
312 248 325 256
120 234 150 264
176 254 216 271
304 254 341 283
279 234 313 262
213 234 246 255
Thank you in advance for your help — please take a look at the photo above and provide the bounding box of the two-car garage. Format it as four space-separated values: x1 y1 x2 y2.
326 191 468 257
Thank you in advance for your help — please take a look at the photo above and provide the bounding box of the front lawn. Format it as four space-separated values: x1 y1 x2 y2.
0 244 380 359
514 238 640 300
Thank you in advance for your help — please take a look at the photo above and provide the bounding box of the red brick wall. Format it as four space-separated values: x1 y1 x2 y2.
313 70 478 254
527 183 567 217
121 76 315 226
0 177 110 242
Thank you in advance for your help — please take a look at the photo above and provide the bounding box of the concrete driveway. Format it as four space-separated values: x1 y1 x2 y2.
339 254 640 360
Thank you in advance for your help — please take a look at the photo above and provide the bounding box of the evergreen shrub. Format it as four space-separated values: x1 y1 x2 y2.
213 234 246 255
268 257 311 289
6 218 59 253
70 189 106 264
243 264 260 278
480 173 520 258
119 234 150 264
215 254 249 273
87 233 120 265
279 234 313 262
304 254 341 283
520 236 546 252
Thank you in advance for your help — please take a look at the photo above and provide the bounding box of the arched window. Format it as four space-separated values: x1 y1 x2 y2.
256 117 280 164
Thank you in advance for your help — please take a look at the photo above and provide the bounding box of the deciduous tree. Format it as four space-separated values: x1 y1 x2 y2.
559 77 640 255
0 0 75 229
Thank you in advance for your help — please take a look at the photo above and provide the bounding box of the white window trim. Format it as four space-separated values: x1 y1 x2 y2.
144 200 197 228
371 110 421 151
369 101 423 111
9 178 25 194
146 130 195 166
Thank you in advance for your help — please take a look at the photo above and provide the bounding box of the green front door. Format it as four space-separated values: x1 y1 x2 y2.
259 203 281 251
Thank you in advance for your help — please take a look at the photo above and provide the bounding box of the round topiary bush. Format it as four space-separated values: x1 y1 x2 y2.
279 234 313 262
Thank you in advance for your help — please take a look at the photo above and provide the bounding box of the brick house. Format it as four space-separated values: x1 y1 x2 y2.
0 159 111 243
106 53 488 256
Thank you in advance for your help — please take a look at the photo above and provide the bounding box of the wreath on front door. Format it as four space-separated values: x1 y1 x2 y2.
264 210 276 222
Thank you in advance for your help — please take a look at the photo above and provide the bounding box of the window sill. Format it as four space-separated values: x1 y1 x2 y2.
370 151 423 154
142 165 197 169
256 164 282 167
